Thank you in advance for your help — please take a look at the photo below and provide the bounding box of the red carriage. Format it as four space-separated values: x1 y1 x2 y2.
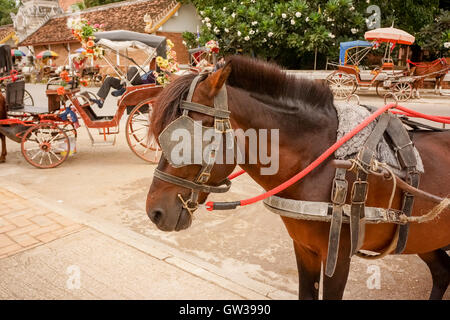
0 31 166 168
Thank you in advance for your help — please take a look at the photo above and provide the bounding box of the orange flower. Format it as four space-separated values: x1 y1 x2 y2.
56 86 65 95
80 79 88 87
60 71 69 79
86 49 94 54
86 40 95 47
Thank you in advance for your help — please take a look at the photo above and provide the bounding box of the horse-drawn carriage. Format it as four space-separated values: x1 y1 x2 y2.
327 27 416 101
0 31 165 168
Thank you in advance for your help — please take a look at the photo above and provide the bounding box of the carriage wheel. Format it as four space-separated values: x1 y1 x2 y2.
126 100 161 163
21 123 70 169
392 82 412 102
375 81 389 98
24 90 34 106
326 72 357 100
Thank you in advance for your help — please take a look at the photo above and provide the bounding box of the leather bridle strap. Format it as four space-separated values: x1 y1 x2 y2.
154 168 232 193
181 101 231 118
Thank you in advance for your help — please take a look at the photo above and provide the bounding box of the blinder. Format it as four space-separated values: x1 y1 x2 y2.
154 74 234 216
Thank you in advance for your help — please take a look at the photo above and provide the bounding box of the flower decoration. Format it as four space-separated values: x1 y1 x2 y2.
67 18 104 60
57 86 66 96
205 40 219 53
152 39 180 87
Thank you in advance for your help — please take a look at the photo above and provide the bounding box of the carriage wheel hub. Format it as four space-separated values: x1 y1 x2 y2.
40 142 51 152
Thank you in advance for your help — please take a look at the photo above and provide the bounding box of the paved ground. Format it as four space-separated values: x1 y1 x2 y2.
0 83 448 299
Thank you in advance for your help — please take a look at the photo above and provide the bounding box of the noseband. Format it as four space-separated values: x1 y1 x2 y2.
154 75 234 216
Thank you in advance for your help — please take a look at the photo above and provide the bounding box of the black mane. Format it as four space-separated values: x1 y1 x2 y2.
226 55 335 114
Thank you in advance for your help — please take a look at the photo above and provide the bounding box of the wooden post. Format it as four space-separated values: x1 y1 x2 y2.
314 47 318 70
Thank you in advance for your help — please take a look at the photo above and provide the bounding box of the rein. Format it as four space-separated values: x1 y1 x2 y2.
407 58 447 68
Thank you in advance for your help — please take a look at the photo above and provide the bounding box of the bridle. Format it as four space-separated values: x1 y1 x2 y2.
153 74 234 216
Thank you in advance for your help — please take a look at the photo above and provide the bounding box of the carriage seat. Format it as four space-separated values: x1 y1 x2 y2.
5 80 47 114
5 80 26 110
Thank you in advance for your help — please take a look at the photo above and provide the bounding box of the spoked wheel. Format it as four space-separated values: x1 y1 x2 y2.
375 81 389 98
326 72 357 100
126 100 161 163
21 123 70 169
391 82 412 102
24 90 34 106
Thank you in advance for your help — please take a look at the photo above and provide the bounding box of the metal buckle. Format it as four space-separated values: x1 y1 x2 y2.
332 179 348 205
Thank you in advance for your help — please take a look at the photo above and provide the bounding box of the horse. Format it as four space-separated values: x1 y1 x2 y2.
0 92 6 163
408 57 449 98
146 55 450 300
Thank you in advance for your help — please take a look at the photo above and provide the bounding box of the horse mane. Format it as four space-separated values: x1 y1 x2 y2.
225 55 335 113
151 73 197 137
150 55 335 137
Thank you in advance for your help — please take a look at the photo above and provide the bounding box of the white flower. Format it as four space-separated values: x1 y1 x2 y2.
249 29 255 35
329 33 335 39
201 19 205 23
282 13 287 19
252 21 258 26
204 17 210 22
256 29 259 33
237 31 242 36
291 19 295 25
365 18 369 23
305 17 310 22
351 28 358 34
214 27 220 34
444 42 450 48
224 28 229 33
199 11 204 16
295 12 301 18
350 6 355 11
206 22 211 28
251 0 255 3
244 36 250 41
262 38 267 42
327 17 333 22
223 7 226 11
182 40 187 46
270 13 273 17
268 32 274 37
366 0 370 3
232 12 236 18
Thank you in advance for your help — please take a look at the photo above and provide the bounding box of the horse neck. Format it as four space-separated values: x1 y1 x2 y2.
226 85 338 196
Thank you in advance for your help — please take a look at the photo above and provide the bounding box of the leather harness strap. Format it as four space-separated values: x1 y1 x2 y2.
325 167 347 277
349 112 391 256
385 116 420 254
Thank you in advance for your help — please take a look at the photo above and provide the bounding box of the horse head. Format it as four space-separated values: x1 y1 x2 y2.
146 63 237 231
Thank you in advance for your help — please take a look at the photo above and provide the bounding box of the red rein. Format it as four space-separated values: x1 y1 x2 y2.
407 58 445 68
205 104 449 211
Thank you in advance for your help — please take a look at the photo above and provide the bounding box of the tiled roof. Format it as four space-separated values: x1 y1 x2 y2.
20 0 178 46
0 25 15 43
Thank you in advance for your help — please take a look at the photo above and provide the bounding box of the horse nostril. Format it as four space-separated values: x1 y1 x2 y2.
149 208 164 224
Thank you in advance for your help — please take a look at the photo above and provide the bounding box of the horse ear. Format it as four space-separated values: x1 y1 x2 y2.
207 61 232 98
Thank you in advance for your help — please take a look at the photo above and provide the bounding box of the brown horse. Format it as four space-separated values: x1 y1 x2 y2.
409 57 449 98
0 92 6 163
146 56 450 299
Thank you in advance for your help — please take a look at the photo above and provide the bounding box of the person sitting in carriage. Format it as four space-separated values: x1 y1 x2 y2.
90 59 157 108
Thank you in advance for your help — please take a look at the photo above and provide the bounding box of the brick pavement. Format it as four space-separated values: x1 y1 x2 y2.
0 187 85 259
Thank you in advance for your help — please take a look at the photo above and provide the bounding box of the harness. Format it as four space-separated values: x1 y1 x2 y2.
154 75 234 216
